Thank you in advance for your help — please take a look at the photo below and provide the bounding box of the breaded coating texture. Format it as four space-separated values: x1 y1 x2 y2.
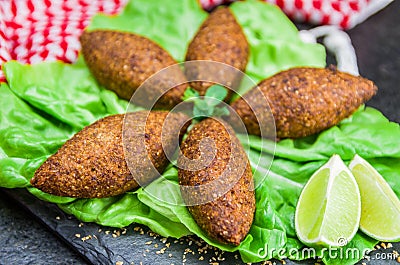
31 111 189 198
185 7 249 101
231 66 378 139
80 30 187 109
178 118 255 246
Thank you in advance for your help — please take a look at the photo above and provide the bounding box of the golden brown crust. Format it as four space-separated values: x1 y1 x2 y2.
231 66 378 139
185 7 249 100
178 118 255 245
80 30 187 109
31 111 190 198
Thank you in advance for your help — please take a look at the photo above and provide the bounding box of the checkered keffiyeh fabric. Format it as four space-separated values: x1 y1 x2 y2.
0 0 127 82
0 0 392 82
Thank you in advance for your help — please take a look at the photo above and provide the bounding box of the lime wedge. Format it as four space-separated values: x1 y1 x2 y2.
295 154 361 247
349 154 400 242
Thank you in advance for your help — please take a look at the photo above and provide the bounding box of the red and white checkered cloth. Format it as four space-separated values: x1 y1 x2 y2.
0 0 392 82
0 0 127 82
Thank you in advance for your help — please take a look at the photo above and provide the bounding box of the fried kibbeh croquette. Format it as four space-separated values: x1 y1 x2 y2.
178 118 255 245
231 66 378 139
31 111 190 198
185 7 249 101
80 30 187 109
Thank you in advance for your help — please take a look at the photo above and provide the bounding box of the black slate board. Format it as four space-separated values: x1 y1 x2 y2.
1 1 399 264
2 188 400 265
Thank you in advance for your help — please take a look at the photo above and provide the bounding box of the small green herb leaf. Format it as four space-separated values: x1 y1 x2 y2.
213 106 230 117
182 85 230 120
182 88 199 102
205 85 228 103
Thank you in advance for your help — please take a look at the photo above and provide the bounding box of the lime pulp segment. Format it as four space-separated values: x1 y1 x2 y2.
349 154 400 242
295 154 361 247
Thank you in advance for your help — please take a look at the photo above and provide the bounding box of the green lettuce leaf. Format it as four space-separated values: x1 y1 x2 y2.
230 0 326 94
0 1 399 265
0 83 73 188
88 0 208 62
58 190 191 238
237 107 400 264
4 59 118 129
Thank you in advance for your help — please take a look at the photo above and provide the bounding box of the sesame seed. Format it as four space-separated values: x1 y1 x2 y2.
75 234 81 238
116 261 123 265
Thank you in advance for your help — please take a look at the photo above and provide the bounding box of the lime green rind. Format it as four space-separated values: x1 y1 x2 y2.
350 154 400 242
295 155 361 247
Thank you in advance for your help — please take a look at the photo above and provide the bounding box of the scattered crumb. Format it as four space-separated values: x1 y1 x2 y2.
75 234 81 238
81 235 92 242
55 216 61 220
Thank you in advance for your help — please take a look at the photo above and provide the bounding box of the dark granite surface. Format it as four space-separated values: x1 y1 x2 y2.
0 1 399 265
349 0 400 123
